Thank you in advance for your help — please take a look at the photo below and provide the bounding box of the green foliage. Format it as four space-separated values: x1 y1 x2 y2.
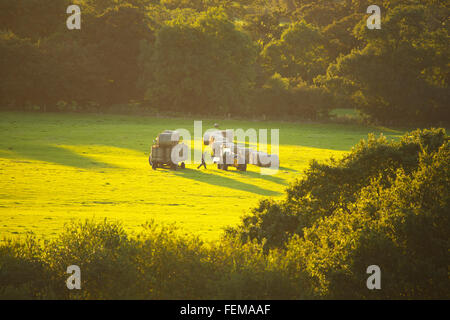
242 11 287 45
321 4 450 125
322 13 363 61
0 236 49 299
285 140 449 298
0 0 448 122
82 3 156 104
0 0 70 40
140 8 257 115
290 0 370 27
0 32 44 109
0 2 156 111
251 74 332 119
226 128 449 298
227 128 448 246
262 20 329 84
0 219 308 299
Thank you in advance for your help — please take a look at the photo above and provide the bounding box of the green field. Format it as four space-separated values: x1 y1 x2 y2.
0 112 403 240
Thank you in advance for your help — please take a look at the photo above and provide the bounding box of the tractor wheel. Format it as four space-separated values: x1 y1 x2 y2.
238 164 247 171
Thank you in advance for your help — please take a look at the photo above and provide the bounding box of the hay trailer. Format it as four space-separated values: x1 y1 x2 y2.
149 130 187 170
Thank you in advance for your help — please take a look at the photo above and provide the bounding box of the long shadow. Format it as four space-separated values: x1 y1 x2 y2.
234 169 286 186
278 166 298 173
8 143 115 169
173 168 281 197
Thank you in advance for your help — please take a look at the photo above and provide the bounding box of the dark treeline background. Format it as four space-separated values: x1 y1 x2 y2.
0 0 449 125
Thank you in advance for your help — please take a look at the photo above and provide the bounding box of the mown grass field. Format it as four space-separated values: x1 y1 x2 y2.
0 112 403 240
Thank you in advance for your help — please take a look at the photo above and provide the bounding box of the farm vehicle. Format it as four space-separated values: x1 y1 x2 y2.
149 128 279 172
203 130 279 172
149 130 188 170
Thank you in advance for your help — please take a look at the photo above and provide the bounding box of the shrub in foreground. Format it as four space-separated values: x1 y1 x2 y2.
0 220 308 300
226 128 449 299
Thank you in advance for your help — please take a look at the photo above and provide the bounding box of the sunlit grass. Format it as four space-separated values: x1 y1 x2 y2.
0 112 403 240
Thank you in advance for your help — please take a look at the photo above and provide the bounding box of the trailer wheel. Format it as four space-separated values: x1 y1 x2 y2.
238 164 247 171
222 164 228 171
180 162 185 169
152 162 157 170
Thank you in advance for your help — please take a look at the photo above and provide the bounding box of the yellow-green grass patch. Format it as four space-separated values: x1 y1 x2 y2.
0 112 403 240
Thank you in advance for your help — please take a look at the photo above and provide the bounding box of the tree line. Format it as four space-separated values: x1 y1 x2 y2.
0 0 448 124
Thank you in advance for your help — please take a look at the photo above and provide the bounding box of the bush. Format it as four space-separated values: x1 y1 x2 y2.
225 128 449 299
251 74 332 120
0 219 308 299
284 140 449 298
0 236 49 299
226 128 448 250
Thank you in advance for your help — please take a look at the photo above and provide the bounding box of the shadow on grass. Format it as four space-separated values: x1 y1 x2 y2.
7 144 116 169
173 168 281 197
234 169 286 186
278 166 298 173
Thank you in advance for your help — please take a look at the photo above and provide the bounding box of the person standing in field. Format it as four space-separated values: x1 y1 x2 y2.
197 151 207 169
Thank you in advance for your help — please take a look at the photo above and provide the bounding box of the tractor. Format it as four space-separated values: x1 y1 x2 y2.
203 129 279 171
215 143 247 172
204 130 247 171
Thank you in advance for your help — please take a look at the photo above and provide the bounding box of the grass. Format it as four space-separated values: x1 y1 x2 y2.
0 111 404 240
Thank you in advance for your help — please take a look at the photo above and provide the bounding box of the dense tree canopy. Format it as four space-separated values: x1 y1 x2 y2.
262 20 329 84
319 4 449 124
140 8 257 114
0 0 448 123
